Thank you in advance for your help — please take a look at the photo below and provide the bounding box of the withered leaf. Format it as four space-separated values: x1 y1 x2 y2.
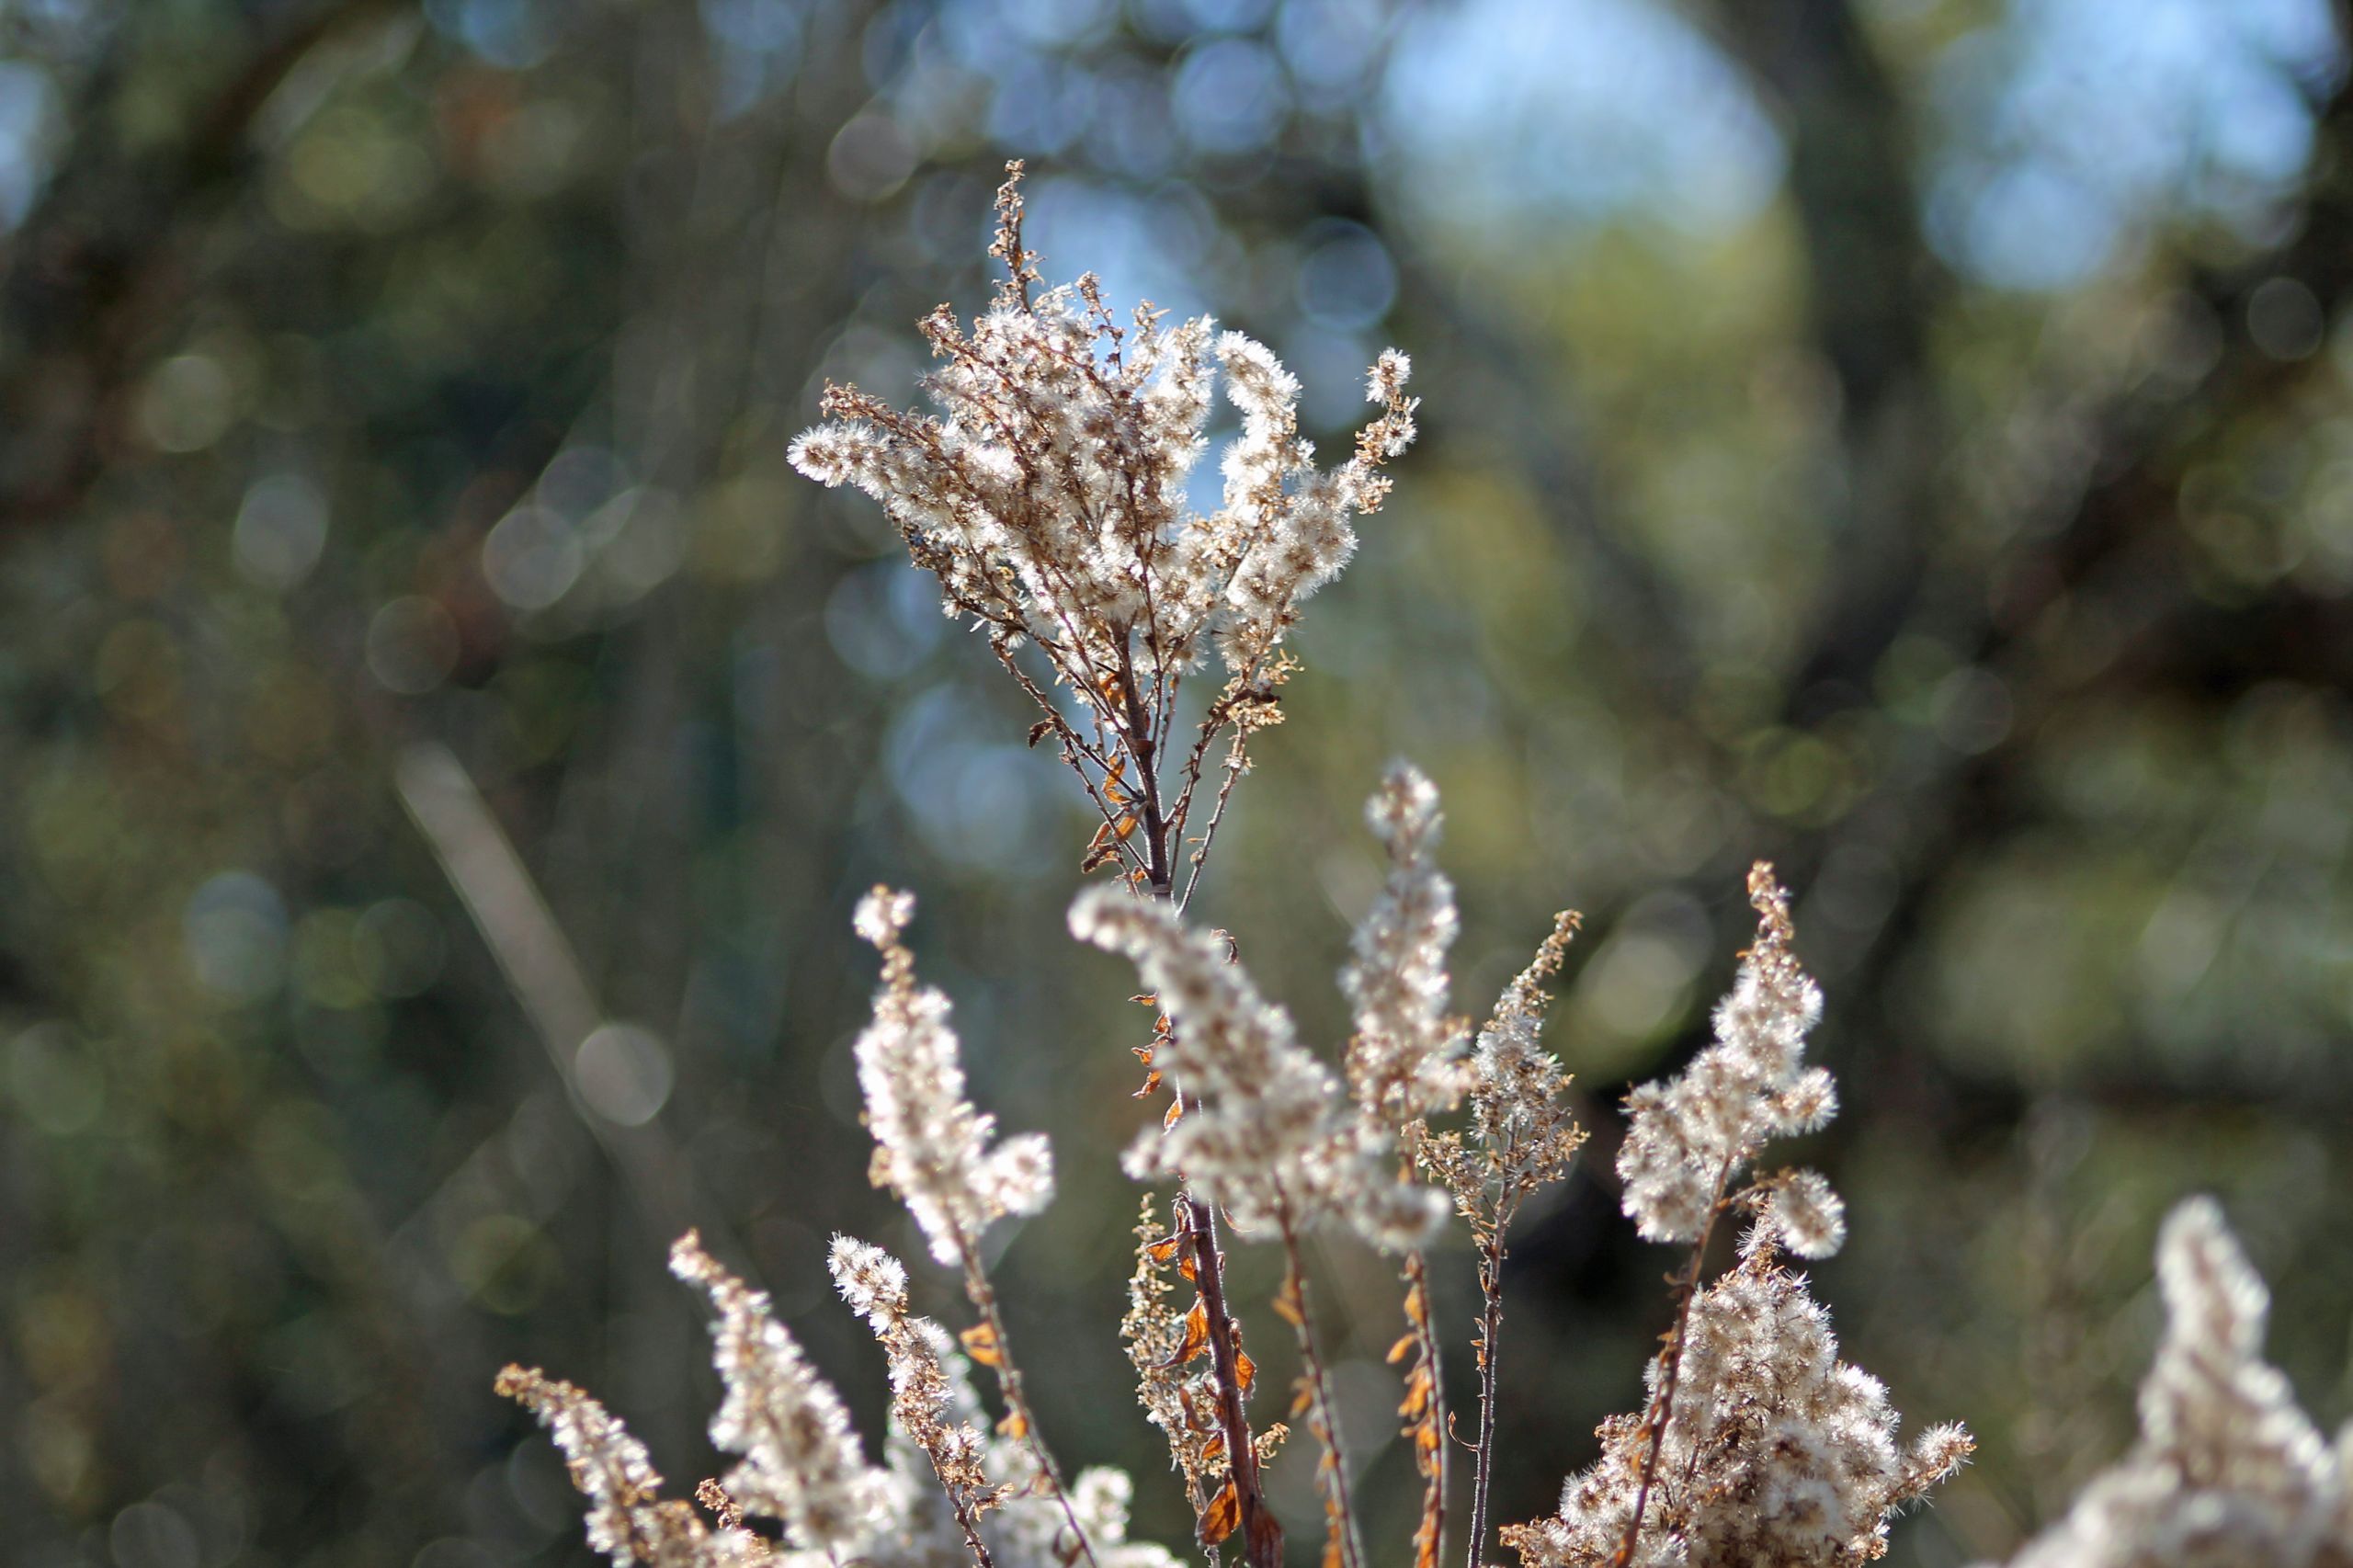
960 1323 1003 1368
1201 1483 1241 1547
1172 1300 1210 1365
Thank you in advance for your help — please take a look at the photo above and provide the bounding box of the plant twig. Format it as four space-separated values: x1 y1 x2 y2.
955 1241 1101 1568
1179 1192 1285 1568
1611 1153 1737 1568
1276 1205 1365 1568
1465 1225 1507 1568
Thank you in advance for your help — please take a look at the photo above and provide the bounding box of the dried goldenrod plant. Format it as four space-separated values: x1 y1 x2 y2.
1983 1199 2353 1568
497 164 2350 1568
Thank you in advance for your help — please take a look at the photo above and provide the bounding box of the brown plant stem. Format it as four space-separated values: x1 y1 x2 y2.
1611 1153 1738 1568
956 1241 1100 1568
1465 1228 1506 1568
1278 1205 1365 1568
938 1472 998 1568
1180 1191 1284 1568
1120 655 1282 1568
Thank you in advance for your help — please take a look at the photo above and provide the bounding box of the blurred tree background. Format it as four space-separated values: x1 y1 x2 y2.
4 0 2352 1564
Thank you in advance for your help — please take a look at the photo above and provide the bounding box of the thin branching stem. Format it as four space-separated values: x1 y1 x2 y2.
1278 1201 1366 1568
1179 1190 1284 1568
1465 1222 1506 1568
1612 1153 1739 1568
1130 687 1282 1568
955 1240 1101 1568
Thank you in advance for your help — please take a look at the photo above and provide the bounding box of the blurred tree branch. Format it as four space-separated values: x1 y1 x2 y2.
1709 0 1949 714
1818 0 2353 1097
0 0 400 529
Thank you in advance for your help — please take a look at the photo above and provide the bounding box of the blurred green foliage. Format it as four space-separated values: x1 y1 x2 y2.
4 1 2353 1566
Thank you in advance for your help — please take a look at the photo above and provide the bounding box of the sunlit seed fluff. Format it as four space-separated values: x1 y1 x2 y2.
787 171 1416 699
1762 1169 1847 1261
1506 1247 1971 1568
1340 762 1470 1131
828 1235 1003 1544
670 1232 892 1558
1618 863 1838 1249
1986 1198 2353 1568
853 887 1054 1267
1069 886 1444 1250
494 1365 674 1566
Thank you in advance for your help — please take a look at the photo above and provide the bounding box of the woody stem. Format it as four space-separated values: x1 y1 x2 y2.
958 1242 1099 1568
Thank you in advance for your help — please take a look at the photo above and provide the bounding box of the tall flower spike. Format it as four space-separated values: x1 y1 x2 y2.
1462 911 1586 1194
1988 1197 2353 1568
830 1236 1005 1568
1416 909 1586 1568
1341 762 1470 1131
495 1364 774 1568
854 888 1054 1266
671 1233 893 1559
494 1366 665 1565
1616 864 1839 1253
1070 886 1444 1251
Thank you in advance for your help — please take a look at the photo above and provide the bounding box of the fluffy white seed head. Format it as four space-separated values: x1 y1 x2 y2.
1507 1249 1970 1568
1989 1198 2352 1568
1341 762 1471 1131
1071 887 1444 1250
669 1233 892 1558
789 187 1416 698
1618 864 1839 1249
854 888 1054 1266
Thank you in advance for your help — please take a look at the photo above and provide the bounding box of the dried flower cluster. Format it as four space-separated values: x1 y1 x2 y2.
1070 882 1446 1251
1506 1245 1973 1568
500 169 2353 1568
1341 763 1472 1132
829 1236 1003 1565
1500 867 1967 1568
787 172 1415 689
1617 866 1841 1255
853 886 1053 1267
494 1365 771 1568
1421 909 1587 1219
790 165 1415 903
1986 1198 2353 1568
670 1231 893 1558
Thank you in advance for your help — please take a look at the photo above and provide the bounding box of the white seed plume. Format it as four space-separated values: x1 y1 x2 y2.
1618 864 1838 1248
671 1232 892 1558
1986 1197 2353 1568
494 1365 677 1566
789 177 1415 690
829 1235 1004 1560
1070 886 1445 1250
853 887 1054 1266
1341 762 1470 1130
1507 1248 1972 1568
